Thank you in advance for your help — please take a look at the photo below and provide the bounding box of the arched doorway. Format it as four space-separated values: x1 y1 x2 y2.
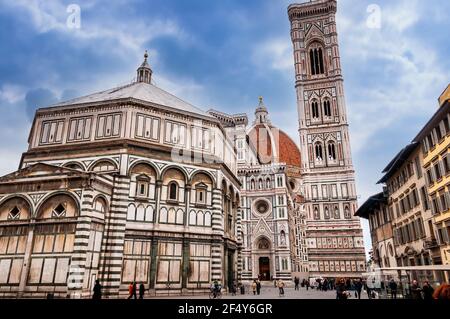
259 257 270 281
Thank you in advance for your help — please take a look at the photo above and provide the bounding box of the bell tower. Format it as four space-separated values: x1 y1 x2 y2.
288 0 366 278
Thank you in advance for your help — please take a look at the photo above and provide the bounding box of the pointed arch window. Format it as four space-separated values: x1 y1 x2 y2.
323 100 332 117
315 143 323 161
311 101 320 119
328 143 337 161
168 182 178 201
309 47 325 75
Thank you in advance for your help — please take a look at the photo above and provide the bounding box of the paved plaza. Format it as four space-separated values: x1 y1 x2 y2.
151 286 369 300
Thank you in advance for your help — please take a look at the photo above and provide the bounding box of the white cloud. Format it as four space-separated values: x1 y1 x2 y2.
252 37 293 72
0 0 189 57
0 85 26 104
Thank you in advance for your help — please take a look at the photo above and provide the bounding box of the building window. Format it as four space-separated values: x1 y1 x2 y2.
8 206 20 220
323 100 332 117
311 101 320 119
434 162 443 181
136 175 150 198
328 143 337 161
52 204 66 218
195 183 207 205
309 47 325 75
315 143 323 161
168 182 178 201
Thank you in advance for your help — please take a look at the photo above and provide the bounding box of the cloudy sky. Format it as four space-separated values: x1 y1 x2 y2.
0 0 449 255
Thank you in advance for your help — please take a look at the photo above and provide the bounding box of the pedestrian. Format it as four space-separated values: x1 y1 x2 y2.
410 280 423 300
278 279 285 296
354 278 363 300
231 280 237 296
323 279 328 292
389 279 398 299
294 277 299 291
336 278 346 300
422 281 434 300
256 279 261 295
92 279 102 300
306 280 310 291
139 283 145 299
252 280 257 295
128 281 137 299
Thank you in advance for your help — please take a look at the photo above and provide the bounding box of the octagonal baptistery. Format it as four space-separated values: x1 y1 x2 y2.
0 52 241 298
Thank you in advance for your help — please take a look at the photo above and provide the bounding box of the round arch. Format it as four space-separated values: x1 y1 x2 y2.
160 165 189 182
128 160 160 179
88 158 119 172
189 170 216 188
0 194 34 220
34 191 80 219
62 161 86 171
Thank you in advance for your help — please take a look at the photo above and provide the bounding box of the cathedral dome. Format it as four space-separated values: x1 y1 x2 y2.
248 98 301 168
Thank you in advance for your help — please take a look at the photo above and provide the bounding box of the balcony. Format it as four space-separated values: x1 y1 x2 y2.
424 238 439 250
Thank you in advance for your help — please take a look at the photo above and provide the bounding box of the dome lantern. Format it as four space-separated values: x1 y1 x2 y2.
136 50 153 84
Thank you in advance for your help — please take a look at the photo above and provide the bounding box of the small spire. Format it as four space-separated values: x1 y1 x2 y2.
254 96 270 125
136 50 152 84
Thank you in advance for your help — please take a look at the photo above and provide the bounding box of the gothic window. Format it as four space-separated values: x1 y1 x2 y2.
52 203 66 218
309 47 325 75
311 101 320 119
328 143 337 161
168 182 178 201
266 178 271 189
323 100 332 117
251 180 256 190
315 143 323 161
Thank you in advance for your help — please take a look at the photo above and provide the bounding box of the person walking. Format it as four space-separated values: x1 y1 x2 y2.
354 279 363 300
410 280 423 300
323 279 328 292
294 277 300 291
422 281 434 300
256 279 261 295
252 280 257 295
336 278 346 300
139 283 145 299
389 279 398 299
92 279 102 300
305 279 310 291
128 281 137 299
278 279 285 297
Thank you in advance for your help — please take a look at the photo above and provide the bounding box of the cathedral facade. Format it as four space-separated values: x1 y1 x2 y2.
0 0 365 298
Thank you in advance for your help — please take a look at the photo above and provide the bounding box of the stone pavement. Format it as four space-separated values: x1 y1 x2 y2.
150 286 368 300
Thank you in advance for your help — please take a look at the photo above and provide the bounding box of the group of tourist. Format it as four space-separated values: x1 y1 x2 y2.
90 277 450 299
